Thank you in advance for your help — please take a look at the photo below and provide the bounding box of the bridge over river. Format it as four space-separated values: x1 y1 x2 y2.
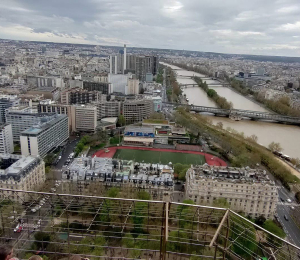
180 83 231 88
164 102 300 125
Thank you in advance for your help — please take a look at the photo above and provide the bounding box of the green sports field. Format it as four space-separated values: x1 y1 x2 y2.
113 149 205 165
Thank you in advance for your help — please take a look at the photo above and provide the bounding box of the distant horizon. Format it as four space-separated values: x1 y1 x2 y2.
1 0 300 57
2 37 300 61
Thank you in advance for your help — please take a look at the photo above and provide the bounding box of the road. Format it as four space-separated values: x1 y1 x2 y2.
276 187 300 247
55 138 79 169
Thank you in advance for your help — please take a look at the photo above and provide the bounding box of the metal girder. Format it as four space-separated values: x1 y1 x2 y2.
209 209 229 247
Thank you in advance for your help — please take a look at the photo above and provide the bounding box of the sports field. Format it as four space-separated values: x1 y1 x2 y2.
113 149 205 165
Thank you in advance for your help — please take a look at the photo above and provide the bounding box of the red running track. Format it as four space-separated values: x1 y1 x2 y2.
93 146 227 166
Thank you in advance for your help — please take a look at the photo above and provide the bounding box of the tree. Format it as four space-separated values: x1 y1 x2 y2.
268 142 283 152
34 232 51 249
117 114 126 127
106 187 119 198
254 215 266 226
137 191 151 200
295 191 300 203
249 135 258 143
263 220 285 246
230 218 257 259
207 89 217 98
212 198 229 208
291 157 300 167
216 122 223 129
149 112 165 120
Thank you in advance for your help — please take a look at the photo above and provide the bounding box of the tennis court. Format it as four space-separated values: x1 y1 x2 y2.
113 149 205 165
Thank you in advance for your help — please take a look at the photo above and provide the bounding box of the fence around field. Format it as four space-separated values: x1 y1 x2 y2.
0 189 299 260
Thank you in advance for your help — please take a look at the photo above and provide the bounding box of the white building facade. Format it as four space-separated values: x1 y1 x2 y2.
20 114 69 158
186 165 278 219
0 124 14 154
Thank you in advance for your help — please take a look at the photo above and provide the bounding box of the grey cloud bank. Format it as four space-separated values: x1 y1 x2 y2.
1 0 300 56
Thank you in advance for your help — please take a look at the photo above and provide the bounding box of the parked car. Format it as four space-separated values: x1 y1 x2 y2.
284 215 289 221
16 226 23 233
13 224 20 232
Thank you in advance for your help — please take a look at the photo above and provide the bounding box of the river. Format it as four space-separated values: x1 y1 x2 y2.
161 62 300 158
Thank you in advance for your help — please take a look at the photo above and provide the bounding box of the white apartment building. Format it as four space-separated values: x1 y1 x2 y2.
20 114 69 158
72 105 97 132
0 154 45 202
186 165 278 219
0 124 14 154
6 106 57 142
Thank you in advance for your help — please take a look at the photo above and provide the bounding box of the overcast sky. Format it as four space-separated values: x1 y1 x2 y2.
1 0 300 56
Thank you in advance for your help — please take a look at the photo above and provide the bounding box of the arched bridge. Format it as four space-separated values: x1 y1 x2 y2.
163 102 300 125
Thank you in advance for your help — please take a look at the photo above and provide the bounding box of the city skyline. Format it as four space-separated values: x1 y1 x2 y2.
1 0 300 57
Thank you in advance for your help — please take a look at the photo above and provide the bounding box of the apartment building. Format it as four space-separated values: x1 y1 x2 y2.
0 154 45 202
20 114 69 158
0 95 19 123
185 165 278 219
61 88 106 105
91 101 121 120
125 78 140 95
83 81 113 95
6 106 57 142
122 99 153 123
38 100 74 130
60 157 174 201
0 124 14 154
72 105 97 132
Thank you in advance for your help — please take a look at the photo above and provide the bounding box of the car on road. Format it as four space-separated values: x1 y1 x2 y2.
280 198 285 202
14 224 20 232
16 226 23 233
284 215 289 221
291 206 295 210
287 199 292 203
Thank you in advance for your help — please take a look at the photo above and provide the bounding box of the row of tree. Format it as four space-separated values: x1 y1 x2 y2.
255 93 300 117
166 67 181 103
194 77 233 109
174 108 299 190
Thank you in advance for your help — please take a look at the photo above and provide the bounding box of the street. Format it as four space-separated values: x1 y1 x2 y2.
276 187 300 247
55 138 79 169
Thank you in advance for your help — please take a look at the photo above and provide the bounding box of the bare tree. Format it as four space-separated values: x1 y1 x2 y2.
268 141 283 152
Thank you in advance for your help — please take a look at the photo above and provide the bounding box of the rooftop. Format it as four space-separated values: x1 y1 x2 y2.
0 154 41 181
190 165 276 185
125 126 154 133
21 114 67 136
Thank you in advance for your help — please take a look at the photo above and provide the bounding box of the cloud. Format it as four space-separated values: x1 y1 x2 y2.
277 21 300 31
277 5 299 13
0 0 300 56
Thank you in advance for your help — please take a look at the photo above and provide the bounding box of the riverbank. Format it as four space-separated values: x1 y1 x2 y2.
224 84 274 113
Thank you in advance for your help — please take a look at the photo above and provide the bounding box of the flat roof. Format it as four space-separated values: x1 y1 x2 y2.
125 126 154 133
101 117 118 124
124 137 154 142
21 114 67 136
